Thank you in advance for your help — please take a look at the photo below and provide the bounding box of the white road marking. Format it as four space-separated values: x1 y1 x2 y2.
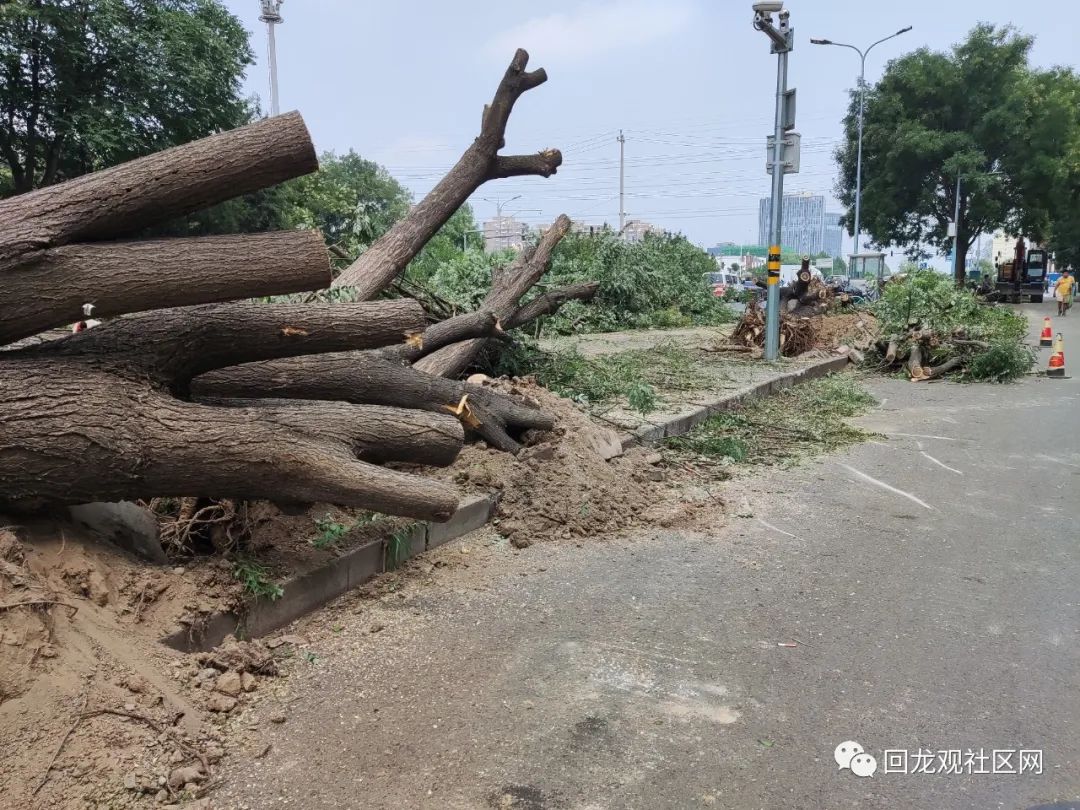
838 463 934 511
920 452 964 476
1036 454 1080 469
889 432 957 442
756 518 799 540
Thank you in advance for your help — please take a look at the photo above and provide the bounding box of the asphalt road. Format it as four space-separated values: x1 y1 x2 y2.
219 303 1080 810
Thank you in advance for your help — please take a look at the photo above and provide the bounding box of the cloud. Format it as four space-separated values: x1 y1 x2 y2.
486 0 693 65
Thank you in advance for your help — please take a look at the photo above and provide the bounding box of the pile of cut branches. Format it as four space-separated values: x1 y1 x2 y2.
870 270 1034 382
730 299 821 356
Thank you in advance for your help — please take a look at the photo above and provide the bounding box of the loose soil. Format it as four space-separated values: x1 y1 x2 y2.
0 372 726 807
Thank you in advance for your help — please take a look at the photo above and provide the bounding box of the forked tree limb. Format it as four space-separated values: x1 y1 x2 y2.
192 352 554 454
506 281 600 329
17 300 427 390
0 360 460 520
0 230 330 346
331 50 562 296
414 214 572 378
0 112 317 268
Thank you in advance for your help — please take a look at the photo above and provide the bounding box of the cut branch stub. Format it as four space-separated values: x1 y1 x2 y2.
18 299 427 390
0 112 317 268
331 50 562 297
0 230 330 346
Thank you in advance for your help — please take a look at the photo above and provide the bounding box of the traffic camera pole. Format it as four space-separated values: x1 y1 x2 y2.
753 3 793 361
765 42 789 361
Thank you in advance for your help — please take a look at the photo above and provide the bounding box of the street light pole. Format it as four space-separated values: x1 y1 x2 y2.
811 26 912 255
258 1 284 117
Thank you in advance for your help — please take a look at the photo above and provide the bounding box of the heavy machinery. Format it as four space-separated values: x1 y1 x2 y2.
995 237 1048 303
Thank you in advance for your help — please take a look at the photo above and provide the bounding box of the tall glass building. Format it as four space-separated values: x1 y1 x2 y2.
758 194 845 258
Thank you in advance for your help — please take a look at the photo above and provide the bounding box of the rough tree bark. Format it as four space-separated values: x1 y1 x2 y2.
0 359 461 519
0 112 317 268
331 50 562 297
415 214 572 378
0 230 330 345
18 299 427 392
192 352 554 454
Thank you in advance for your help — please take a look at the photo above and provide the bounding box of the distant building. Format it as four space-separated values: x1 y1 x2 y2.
757 193 836 257
823 212 845 259
483 216 527 252
622 219 664 244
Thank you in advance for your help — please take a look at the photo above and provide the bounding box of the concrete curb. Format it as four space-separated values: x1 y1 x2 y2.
622 355 851 447
160 355 849 652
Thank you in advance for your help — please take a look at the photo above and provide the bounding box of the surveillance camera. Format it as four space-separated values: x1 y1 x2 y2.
752 1 784 13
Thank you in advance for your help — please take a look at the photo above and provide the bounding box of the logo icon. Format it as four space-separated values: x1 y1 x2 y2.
835 740 877 777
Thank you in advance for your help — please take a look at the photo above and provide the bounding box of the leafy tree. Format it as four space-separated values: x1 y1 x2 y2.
283 151 412 256
0 0 253 195
836 24 1071 285
406 204 481 285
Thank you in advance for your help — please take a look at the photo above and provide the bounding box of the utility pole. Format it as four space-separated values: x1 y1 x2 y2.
259 1 284 117
618 130 626 233
752 2 796 362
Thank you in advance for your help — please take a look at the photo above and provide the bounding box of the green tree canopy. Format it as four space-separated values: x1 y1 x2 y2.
0 0 254 195
836 24 1076 284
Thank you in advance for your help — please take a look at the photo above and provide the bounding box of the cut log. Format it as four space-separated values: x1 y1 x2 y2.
332 50 562 296
505 281 600 330
0 112 317 267
19 300 427 390
0 359 460 520
192 352 554 454
0 230 330 346
907 343 924 380
415 214 572 377
884 336 899 365
920 357 963 380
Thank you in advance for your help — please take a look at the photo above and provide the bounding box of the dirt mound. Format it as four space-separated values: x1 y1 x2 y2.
814 312 879 351
0 520 258 807
436 379 692 546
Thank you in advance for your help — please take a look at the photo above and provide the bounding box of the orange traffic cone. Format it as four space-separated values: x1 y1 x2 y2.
1047 333 1066 378
1040 317 1054 347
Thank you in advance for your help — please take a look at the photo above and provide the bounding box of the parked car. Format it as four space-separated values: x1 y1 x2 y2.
704 271 740 297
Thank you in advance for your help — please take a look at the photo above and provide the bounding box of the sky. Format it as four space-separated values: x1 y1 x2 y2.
222 0 1080 257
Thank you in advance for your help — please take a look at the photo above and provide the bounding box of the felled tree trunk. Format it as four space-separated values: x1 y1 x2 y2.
0 112 316 268
331 50 561 297
0 359 461 519
21 299 428 393
0 299 464 519
0 230 329 345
